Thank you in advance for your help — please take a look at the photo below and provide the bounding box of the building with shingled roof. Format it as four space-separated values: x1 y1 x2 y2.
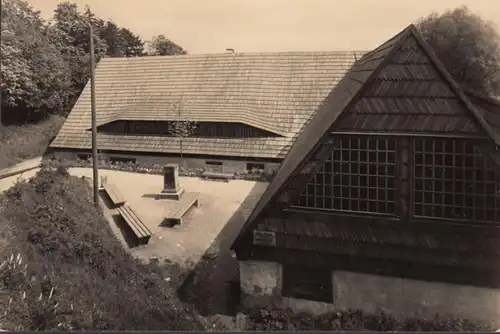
231 24 500 323
49 51 362 174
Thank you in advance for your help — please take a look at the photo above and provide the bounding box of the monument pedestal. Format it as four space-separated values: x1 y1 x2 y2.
157 188 185 200
158 164 184 200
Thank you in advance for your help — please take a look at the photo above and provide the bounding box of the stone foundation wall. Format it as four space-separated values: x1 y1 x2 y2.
51 149 280 175
239 260 500 323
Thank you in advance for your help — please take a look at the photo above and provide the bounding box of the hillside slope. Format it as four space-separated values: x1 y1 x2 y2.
0 165 210 331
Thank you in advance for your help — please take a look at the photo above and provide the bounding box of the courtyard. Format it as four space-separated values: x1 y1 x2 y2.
66 168 268 267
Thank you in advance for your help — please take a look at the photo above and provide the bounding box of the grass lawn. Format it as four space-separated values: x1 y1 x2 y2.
0 116 64 170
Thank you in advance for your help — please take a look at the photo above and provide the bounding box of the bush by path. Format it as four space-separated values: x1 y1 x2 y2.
244 307 497 331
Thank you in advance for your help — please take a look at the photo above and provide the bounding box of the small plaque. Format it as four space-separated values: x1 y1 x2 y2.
277 192 290 204
252 230 276 247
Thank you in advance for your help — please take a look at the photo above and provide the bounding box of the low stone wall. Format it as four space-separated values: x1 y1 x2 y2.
239 260 500 325
46 150 277 182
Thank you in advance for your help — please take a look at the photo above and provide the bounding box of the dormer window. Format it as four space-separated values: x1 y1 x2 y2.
95 120 282 138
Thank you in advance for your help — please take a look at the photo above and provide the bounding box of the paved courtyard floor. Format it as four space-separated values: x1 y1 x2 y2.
68 168 267 268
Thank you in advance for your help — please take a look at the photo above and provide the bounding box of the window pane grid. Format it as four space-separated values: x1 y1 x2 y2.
294 137 397 215
413 138 500 222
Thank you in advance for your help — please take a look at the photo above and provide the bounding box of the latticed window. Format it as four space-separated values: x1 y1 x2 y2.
413 138 500 222
294 136 397 215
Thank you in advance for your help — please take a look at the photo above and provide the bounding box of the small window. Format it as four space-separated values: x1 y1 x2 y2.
246 163 265 173
109 156 136 164
205 160 223 173
282 265 332 303
77 153 90 161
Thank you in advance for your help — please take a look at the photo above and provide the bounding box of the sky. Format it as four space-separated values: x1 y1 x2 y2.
30 0 500 54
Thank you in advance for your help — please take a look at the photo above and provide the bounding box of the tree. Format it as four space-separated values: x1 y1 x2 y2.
167 100 197 168
0 0 183 125
1 0 72 123
101 21 124 57
416 6 500 96
147 34 187 56
50 2 108 111
99 21 145 58
119 28 145 57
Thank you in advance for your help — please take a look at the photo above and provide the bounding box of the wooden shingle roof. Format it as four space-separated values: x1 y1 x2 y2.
232 24 500 250
50 51 362 159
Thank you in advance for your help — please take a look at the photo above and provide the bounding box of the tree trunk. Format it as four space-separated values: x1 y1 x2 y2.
180 137 183 169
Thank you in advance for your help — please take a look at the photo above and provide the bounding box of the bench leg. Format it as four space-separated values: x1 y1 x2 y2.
194 199 200 207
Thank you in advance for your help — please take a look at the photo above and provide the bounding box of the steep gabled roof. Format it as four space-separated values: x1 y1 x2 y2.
232 24 500 249
464 88 500 135
51 51 361 159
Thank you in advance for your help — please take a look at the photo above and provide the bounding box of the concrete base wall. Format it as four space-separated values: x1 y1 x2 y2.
239 260 500 324
52 149 280 175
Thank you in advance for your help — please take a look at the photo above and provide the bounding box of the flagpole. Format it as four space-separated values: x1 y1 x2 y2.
89 24 99 207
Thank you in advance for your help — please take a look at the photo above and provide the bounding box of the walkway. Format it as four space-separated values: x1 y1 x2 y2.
0 156 43 180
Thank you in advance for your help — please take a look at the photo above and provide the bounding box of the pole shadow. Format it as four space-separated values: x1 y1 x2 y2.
99 189 141 249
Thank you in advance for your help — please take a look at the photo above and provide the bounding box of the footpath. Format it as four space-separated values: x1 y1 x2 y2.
0 157 43 180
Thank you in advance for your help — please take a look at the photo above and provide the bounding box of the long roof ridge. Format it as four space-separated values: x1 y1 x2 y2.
100 49 369 60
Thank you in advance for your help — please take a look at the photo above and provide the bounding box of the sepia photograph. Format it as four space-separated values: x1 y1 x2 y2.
1 0 500 331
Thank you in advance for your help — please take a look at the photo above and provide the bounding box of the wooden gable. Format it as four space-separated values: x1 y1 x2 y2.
232 24 499 253
336 35 483 134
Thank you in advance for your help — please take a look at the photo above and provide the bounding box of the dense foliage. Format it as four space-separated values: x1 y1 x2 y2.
0 0 187 125
417 6 500 96
147 34 188 56
245 307 496 331
0 166 211 330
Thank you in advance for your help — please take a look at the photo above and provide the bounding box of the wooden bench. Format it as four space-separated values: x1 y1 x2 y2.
200 171 233 182
165 192 200 225
116 204 152 246
102 183 126 206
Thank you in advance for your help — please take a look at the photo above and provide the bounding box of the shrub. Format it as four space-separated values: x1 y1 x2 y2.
244 307 496 331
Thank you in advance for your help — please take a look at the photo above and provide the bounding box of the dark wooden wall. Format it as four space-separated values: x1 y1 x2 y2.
97 120 280 138
240 134 500 287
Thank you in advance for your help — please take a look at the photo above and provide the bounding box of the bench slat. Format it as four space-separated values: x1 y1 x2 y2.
118 206 144 238
168 193 199 219
104 184 126 205
201 171 232 181
117 205 152 238
122 206 151 237
125 206 152 237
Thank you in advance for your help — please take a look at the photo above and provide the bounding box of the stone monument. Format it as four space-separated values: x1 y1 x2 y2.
159 164 184 200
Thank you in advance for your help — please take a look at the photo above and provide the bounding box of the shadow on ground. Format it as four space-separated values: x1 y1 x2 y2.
142 193 160 199
98 189 139 249
177 181 268 317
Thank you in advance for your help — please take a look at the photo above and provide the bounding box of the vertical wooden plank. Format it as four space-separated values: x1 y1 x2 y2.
398 137 410 221
407 137 414 223
348 137 352 211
